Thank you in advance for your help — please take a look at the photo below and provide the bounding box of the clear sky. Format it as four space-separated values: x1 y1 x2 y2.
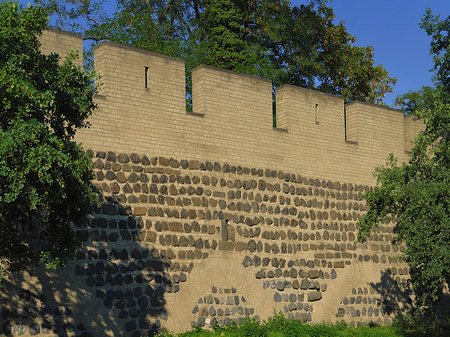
21 0 450 107
292 0 450 106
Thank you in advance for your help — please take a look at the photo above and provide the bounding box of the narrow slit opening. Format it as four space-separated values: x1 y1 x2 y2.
315 104 319 124
344 106 347 141
145 66 149 89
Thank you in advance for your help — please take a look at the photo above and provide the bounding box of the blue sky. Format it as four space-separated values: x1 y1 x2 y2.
292 0 450 106
21 0 450 106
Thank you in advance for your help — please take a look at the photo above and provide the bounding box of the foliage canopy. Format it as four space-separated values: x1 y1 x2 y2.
0 1 99 276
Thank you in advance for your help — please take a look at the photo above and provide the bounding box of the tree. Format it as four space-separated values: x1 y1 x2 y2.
34 0 396 105
0 1 99 280
421 9 450 92
199 0 268 72
358 9 450 313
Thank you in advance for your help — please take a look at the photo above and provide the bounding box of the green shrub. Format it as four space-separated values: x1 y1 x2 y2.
394 311 450 337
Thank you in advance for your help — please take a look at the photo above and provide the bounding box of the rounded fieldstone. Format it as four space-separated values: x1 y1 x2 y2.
307 291 322 302
255 270 264 279
114 274 124 285
130 153 141 164
274 293 282 302
105 261 117 274
154 274 163 283
276 281 285 291
127 298 137 308
104 290 114 300
289 268 297 278
106 152 116 162
300 279 309 290
103 299 113 308
331 269 337 279
114 300 126 310
308 280 317 290
105 171 117 181
169 158 179 168
242 256 252 267
289 293 297 303
138 296 148 308
150 296 165 307
125 320 137 332
95 275 105 286
144 286 154 296
131 287 142 297
118 153 130 163
128 172 139 183
111 162 121 172
123 290 132 300
247 240 257 252
129 308 139 318
106 232 119 242
96 171 105 181
139 317 150 330
96 290 106 298
120 230 132 240
154 286 164 297
13 323 26 335
109 182 120 194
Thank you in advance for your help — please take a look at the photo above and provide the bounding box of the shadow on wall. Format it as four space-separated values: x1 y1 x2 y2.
0 197 171 337
369 270 413 319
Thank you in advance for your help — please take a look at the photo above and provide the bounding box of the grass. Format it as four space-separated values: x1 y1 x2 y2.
157 311 450 337
158 313 403 337
2 312 449 337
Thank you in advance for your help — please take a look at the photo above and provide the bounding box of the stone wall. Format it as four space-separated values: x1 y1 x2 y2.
0 29 421 336
0 152 412 336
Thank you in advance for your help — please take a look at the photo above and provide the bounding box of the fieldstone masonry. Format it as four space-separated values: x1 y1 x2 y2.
0 29 423 336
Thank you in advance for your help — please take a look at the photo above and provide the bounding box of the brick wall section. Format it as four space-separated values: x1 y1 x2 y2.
344 101 409 171
344 103 359 143
71 38 424 186
76 41 187 154
404 114 426 152
39 28 83 67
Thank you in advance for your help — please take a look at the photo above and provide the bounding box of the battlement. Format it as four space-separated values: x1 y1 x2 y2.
41 30 425 185
40 28 83 67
